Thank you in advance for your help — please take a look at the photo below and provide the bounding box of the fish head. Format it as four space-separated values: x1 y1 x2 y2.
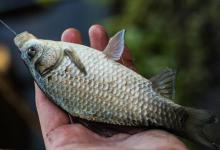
14 32 62 75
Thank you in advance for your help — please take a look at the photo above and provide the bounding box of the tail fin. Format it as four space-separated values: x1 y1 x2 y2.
185 107 220 149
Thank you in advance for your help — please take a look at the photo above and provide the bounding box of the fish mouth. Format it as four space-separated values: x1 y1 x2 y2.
14 31 36 49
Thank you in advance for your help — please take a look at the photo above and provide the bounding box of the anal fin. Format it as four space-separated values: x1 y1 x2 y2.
150 68 176 99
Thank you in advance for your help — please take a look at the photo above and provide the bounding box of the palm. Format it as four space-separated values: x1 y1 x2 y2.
45 123 186 150
35 25 188 150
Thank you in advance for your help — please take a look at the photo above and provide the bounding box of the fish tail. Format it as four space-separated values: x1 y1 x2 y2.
185 107 220 149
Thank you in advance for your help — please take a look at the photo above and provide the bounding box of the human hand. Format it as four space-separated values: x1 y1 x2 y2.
35 25 188 150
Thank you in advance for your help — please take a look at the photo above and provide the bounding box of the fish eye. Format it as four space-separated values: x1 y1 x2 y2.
27 46 37 59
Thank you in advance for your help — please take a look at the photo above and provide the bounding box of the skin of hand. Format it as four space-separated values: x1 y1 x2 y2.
35 25 189 150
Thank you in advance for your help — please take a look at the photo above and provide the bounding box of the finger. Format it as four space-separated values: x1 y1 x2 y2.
61 28 83 44
35 84 69 147
118 45 136 70
89 25 135 70
89 24 109 50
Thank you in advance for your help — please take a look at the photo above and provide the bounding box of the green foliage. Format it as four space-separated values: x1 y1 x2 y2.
102 0 220 107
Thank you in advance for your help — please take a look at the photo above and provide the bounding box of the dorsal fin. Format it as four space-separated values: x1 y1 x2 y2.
64 48 87 75
150 68 176 99
103 29 125 61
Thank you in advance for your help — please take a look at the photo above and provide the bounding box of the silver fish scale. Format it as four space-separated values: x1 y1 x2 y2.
43 44 187 130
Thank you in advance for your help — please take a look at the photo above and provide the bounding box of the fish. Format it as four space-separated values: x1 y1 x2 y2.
12 29 219 149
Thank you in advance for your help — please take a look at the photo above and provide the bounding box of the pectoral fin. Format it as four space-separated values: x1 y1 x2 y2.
103 29 125 61
64 49 87 75
150 68 176 99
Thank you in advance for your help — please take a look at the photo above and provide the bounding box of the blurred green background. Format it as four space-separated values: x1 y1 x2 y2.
0 0 219 149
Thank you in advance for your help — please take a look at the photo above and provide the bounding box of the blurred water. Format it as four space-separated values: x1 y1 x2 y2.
0 0 109 149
